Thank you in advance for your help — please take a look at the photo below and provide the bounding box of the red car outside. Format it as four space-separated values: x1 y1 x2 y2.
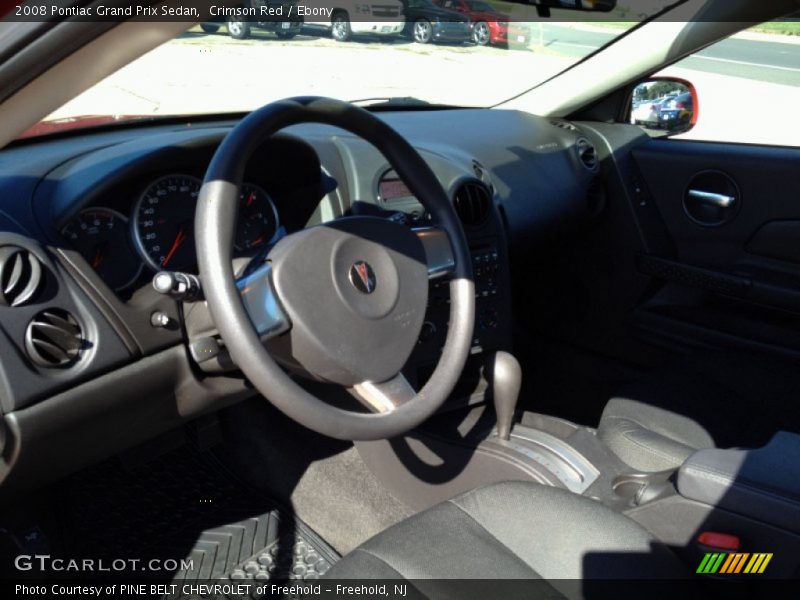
433 0 529 47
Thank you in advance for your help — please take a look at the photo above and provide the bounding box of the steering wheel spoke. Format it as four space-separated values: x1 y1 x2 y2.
351 373 417 414
236 262 291 340
414 226 455 279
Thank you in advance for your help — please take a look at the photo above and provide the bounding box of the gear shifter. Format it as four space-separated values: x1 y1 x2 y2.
489 351 522 440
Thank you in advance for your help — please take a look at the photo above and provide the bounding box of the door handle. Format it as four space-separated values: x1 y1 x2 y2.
687 189 736 208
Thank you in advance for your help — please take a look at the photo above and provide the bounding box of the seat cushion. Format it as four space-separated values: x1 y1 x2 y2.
324 481 687 595
598 350 800 472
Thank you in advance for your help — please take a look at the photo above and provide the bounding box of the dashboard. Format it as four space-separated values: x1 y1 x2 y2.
0 108 604 499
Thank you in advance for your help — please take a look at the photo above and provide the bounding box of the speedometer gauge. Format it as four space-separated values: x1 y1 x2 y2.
62 208 142 291
132 174 201 272
235 184 279 251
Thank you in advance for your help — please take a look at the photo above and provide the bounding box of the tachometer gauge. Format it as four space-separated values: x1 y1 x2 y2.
235 183 279 251
62 208 142 291
132 174 201 272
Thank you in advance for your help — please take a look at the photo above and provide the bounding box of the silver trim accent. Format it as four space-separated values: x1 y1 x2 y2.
485 427 600 494
236 262 290 339
414 226 454 279
687 189 736 209
351 373 416 414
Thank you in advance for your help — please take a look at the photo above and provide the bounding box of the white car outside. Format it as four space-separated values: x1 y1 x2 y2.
301 1 405 41
632 98 666 127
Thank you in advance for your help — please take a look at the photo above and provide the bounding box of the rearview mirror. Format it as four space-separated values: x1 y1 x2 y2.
630 78 698 137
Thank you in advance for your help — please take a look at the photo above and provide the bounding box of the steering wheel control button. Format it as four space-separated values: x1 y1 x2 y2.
349 260 377 294
419 320 437 343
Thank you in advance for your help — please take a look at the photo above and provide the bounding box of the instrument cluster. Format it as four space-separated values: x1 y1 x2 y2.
61 173 280 293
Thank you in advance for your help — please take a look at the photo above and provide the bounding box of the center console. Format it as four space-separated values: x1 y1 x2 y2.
676 432 800 535
357 344 640 513
357 366 800 576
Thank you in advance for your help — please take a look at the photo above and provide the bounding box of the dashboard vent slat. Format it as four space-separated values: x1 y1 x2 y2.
453 181 492 228
0 246 43 307
25 309 82 368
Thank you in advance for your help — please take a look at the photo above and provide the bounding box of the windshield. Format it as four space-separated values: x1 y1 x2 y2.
27 3 678 137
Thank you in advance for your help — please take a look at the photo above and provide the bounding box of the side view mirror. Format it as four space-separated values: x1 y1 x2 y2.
630 77 698 137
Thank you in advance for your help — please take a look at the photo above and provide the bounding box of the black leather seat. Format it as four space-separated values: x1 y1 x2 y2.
598 350 800 472
324 481 686 592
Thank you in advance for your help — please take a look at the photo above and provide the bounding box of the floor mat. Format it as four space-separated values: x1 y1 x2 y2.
54 437 338 592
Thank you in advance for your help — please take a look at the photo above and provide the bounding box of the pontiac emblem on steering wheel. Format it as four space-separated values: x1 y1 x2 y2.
349 261 376 294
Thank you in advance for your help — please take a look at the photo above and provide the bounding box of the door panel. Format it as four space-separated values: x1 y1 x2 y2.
630 139 800 356
511 126 800 425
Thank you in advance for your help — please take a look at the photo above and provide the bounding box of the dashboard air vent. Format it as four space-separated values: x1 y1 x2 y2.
576 138 598 171
0 246 43 307
25 309 82 368
453 181 492 227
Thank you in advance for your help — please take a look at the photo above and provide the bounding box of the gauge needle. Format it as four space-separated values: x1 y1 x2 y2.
91 248 104 269
161 229 186 268
246 191 256 207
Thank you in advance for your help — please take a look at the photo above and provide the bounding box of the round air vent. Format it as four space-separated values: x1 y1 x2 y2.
576 138 598 171
25 309 82 368
0 246 43 307
453 181 492 227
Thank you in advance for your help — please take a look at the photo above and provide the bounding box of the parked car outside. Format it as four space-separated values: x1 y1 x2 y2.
401 0 471 44
301 0 406 42
434 0 529 46
631 97 667 128
201 0 302 40
657 91 694 131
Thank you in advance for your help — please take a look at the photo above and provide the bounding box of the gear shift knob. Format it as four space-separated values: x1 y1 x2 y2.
490 351 522 441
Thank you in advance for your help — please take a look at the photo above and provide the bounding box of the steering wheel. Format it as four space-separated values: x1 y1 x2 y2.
196 97 474 440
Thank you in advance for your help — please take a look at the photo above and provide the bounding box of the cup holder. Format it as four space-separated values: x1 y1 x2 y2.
612 470 677 505
612 474 649 501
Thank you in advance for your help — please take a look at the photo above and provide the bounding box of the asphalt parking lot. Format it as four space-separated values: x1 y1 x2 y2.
49 23 800 146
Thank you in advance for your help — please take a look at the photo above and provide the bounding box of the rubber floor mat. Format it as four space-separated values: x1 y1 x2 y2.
55 441 338 593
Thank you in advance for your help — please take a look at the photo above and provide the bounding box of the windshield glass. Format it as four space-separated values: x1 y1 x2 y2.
27 2 679 137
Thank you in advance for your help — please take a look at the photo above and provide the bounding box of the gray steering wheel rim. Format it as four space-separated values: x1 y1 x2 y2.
196 96 474 441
